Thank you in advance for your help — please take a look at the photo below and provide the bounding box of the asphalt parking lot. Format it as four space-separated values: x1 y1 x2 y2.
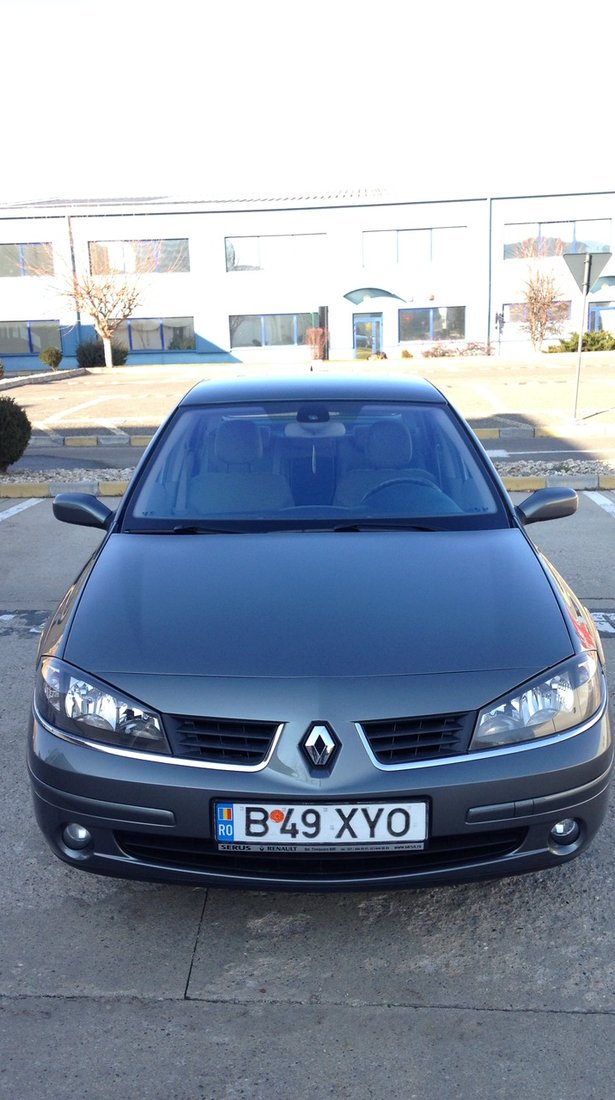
4 357 615 495
3 355 615 439
2 486 615 1098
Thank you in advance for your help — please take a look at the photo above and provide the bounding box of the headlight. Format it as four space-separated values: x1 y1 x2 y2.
35 656 170 755
471 652 604 750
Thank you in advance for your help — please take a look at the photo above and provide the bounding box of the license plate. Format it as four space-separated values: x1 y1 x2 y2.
215 801 428 852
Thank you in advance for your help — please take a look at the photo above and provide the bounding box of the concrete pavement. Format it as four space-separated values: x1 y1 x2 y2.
3 492 615 1098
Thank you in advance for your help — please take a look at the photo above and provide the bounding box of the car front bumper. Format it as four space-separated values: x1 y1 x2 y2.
28 700 613 891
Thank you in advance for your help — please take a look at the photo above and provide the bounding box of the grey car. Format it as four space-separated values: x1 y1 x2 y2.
29 373 612 890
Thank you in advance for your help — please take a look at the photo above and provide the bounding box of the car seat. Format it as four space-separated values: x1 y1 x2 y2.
334 420 435 507
186 419 293 514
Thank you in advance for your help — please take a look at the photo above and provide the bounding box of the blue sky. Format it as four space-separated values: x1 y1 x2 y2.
3 0 613 204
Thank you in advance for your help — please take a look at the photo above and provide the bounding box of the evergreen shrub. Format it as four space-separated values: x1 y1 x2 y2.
39 346 63 370
546 330 615 352
0 396 32 471
75 340 129 367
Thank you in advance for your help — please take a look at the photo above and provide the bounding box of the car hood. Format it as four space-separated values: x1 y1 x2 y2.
60 529 573 689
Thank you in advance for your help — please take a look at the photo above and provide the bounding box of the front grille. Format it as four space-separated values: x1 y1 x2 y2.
115 828 526 881
359 711 476 765
164 715 279 766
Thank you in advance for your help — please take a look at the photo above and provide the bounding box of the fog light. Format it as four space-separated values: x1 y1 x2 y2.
62 823 92 850
550 818 580 846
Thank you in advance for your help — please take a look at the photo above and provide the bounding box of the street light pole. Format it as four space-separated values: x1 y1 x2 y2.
66 215 83 348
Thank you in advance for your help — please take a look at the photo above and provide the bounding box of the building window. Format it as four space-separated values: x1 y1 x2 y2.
504 302 572 325
399 306 466 342
114 316 195 351
588 302 615 333
89 239 190 274
225 235 325 272
0 320 61 354
0 243 54 277
229 313 313 347
503 220 611 259
363 227 466 267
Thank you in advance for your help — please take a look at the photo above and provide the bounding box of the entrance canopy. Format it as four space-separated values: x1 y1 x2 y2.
343 287 405 304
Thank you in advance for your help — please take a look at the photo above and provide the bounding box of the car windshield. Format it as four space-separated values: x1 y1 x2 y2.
122 399 509 532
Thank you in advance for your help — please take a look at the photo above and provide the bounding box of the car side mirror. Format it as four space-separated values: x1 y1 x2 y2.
53 493 114 530
516 487 578 526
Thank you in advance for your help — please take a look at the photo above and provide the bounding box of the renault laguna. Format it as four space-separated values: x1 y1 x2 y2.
29 373 612 890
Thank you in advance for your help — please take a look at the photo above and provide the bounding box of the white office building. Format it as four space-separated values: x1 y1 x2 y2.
0 188 613 372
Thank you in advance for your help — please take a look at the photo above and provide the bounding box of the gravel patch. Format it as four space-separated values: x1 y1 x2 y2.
2 458 615 484
493 458 615 477
0 467 136 483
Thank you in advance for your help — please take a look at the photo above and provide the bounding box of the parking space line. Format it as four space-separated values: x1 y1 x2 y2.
472 384 507 414
35 397 113 427
585 491 615 519
591 611 615 636
0 499 43 522
97 419 130 435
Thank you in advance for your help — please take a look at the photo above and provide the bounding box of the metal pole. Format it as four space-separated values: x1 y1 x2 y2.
487 196 493 351
573 253 591 419
66 215 83 347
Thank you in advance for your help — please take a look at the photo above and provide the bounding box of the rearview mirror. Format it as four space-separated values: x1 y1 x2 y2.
53 493 114 530
516 487 578 526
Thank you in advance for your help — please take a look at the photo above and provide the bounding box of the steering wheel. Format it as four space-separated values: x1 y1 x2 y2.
361 475 437 503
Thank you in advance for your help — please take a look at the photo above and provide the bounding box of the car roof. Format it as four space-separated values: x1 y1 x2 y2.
179 372 447 407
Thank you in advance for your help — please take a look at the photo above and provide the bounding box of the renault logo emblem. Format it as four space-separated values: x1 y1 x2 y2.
302 723 338 767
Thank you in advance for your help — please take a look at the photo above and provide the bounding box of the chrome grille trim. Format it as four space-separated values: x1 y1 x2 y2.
358 712 474 767
166 714 280 766
34 704 285 772
355 696 609 770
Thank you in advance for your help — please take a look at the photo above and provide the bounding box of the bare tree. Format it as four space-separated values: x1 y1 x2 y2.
68 270 141 368
521 268 568 351
28 233 180 368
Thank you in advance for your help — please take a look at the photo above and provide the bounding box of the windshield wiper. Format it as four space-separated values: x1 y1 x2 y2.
332 521 444 532
128 520 443 534
172 523 243 534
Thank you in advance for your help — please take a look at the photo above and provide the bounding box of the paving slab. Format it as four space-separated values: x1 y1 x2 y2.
0 628 207 1000
2 458 615 1098
186 819 615 1014
2 998 615 1100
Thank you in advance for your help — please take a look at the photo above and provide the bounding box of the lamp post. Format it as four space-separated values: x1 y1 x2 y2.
66 215 83 348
